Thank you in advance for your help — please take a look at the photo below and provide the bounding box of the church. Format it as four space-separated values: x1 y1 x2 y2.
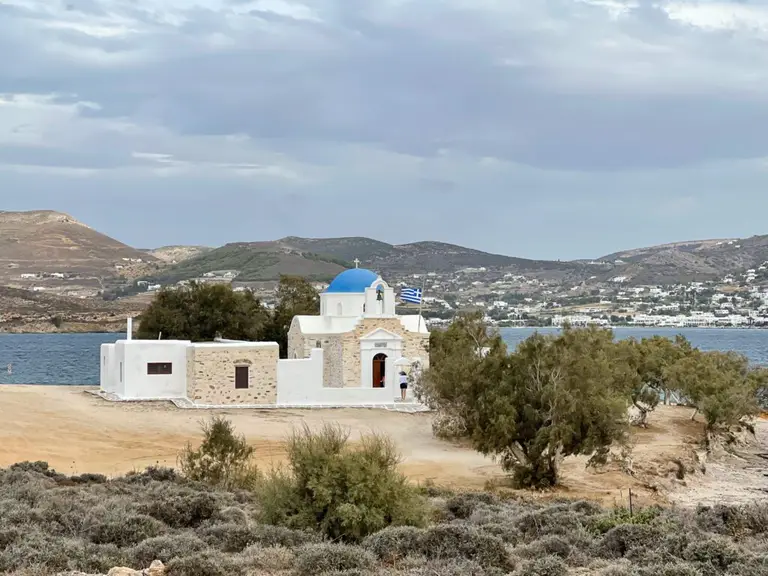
98 266 430 409
288 266 430 392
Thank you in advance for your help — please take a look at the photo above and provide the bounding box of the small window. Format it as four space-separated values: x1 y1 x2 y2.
315 340 322 348
235 366 249 389
147 362 173 375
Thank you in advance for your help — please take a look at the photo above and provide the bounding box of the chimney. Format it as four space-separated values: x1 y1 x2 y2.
127 317 133 340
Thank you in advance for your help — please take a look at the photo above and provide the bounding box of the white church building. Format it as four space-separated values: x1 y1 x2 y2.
99 268 430 408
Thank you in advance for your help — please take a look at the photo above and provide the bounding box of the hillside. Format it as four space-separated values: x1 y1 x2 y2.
143 245 213 263
0 286 142 333
599 235 768 284
145 241 351 283
149 236 585 284
0 210 159 287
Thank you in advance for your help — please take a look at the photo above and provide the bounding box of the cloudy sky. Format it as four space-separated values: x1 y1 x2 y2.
1 0 768 260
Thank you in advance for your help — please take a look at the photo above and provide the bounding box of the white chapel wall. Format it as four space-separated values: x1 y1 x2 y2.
276 348 399 406
100 343 119 394
117 340 189 400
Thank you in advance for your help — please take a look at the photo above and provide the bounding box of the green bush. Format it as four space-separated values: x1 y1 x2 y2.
590 507 662 535
257 424 428 542
179 416 260 490
294 543 376 576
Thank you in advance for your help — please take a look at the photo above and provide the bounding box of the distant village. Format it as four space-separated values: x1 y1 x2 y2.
13 256 768 329
411 262 768 329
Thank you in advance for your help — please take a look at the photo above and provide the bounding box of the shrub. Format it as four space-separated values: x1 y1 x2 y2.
596 524 661 559
516 506 585 541
518 535 572 560
121 466 180 484
85 513 166 547
681 538 740 570
198 523 255 553
128 533 208 566
257 424 428 542
444 492 498 520
247 524 321 547
363 526 424 563
165 550 245 576
138 488 218 528
398 558 496 576
294 543 376 576
416 524 514 571
516 555 568 576
179 416 260 490
240 544 296 571
590 507 662 535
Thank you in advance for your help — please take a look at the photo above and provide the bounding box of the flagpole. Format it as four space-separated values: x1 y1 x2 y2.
417 274 426 333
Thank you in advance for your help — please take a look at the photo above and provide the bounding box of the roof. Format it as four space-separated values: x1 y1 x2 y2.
293 314 429 335
325 268 379 293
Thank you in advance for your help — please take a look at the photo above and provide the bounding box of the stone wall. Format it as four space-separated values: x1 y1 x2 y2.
187 344 279 405
287 320 304 359
322 336 344 388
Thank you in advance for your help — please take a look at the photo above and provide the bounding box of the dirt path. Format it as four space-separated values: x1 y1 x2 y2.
0 386 765 507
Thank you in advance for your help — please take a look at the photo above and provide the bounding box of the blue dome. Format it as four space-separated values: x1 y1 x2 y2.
326 268 379 293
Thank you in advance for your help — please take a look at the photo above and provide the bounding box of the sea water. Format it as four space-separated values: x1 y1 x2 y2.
0 328 767 385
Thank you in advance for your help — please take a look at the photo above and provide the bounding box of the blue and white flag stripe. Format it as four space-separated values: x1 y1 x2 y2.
400 287 422 304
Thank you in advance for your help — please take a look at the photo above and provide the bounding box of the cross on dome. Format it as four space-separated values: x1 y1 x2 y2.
353 258 360 268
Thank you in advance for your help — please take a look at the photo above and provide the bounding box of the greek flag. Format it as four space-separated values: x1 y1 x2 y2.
400 287 422 305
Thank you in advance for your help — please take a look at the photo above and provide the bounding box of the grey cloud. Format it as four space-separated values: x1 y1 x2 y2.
4 0 768 261
3 0 768 171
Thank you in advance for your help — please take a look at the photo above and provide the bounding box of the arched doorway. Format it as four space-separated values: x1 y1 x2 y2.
372 353 387 388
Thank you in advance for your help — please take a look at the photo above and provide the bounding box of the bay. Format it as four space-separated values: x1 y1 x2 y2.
0 328 766 385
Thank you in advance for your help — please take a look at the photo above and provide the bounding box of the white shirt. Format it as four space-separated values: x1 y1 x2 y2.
399 373 408 385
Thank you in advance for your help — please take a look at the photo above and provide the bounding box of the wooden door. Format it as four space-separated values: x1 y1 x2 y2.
372 353 386 388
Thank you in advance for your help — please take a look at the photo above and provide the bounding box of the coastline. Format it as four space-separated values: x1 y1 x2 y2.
0 321 127 334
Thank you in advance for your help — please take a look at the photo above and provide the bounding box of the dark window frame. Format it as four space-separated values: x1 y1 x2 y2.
235 365 249 389
147 362 173 375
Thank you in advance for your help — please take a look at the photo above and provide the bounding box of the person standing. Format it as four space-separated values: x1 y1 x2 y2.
398 370 408 401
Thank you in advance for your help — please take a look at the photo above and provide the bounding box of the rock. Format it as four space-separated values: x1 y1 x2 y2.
145 560 165 576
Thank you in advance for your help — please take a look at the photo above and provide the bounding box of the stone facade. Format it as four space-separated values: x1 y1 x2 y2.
287 321 304 359
187 344 279 405
338 318 429 388
287 316 429 390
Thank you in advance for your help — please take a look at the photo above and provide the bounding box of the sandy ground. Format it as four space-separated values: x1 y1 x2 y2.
0 386 765 507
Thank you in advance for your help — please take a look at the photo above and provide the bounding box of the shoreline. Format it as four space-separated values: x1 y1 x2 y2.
3 325 768 335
